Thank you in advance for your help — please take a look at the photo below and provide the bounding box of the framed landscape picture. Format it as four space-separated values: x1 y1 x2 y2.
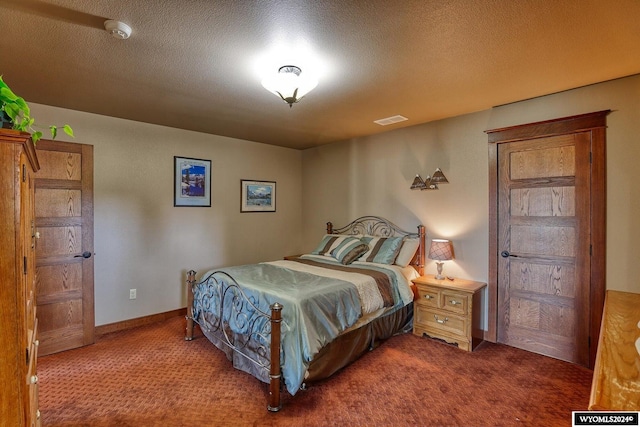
241 180 276 212
174 156 211 207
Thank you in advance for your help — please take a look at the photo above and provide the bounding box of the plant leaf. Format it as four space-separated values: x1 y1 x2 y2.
4 103 19 120
0 86 20 102
50 126 57 139
32 131 42 143
63 124 74 137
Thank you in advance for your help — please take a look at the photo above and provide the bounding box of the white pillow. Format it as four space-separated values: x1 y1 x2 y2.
394 238 420 268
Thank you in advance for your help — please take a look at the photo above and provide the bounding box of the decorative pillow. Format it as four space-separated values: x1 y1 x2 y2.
357 236 404 264
394 238 420 268
330 237 369 265
311 234 354 256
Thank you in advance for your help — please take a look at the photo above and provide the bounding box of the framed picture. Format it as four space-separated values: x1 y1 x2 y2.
174 156 211 207
241 180 276 212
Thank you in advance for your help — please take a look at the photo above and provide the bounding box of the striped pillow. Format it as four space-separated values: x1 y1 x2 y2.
311 234 353 256
357 236 404 264
330 237 369 265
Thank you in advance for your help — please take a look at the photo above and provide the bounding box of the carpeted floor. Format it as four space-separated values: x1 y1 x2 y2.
38 316 592 426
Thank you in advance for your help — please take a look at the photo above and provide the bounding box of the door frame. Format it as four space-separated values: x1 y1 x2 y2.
486 110 609 368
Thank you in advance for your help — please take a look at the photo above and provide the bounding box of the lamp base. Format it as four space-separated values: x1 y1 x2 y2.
434 261 445 280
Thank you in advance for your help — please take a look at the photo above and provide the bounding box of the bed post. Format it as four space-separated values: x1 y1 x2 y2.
185 270 196 341
417 225 425 276
267 302 283 412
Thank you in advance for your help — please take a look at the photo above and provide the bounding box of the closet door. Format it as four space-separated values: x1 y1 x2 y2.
487 111 608 368
497 133 590 365
35 140 94 355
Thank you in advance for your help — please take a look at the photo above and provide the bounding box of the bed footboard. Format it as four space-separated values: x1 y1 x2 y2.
185 270 283 412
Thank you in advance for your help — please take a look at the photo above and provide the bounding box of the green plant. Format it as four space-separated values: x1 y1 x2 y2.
0 75 73 143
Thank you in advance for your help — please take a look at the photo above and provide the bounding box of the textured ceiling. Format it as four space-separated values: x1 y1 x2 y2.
1 0 639 149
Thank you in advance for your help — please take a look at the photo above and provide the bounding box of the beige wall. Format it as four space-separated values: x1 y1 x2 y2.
30 104 302 326
302 74 640 296
28 74 640 326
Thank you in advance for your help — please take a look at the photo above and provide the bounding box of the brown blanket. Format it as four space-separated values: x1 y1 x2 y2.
288 258 395 307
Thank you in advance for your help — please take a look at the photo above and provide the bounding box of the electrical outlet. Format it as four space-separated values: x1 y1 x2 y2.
129 288 137 300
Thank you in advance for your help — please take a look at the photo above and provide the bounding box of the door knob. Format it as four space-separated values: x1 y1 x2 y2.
501 251 518 258
74 251 92 259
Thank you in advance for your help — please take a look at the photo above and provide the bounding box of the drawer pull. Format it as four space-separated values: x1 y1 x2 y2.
423 294 434 300
30 375 38 384
449 300 461 305
434 315 448 324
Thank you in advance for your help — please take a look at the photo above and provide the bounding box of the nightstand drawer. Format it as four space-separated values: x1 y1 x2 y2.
441 290 468 315
415 286 439 308
415 307 467 337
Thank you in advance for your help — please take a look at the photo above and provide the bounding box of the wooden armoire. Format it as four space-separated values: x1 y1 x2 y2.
0 128 41 426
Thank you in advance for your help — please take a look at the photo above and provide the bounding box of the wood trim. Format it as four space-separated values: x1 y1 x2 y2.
590 126 607 368
34 138 84 153
486 110 609 367
486 110 611 144
486 142 498 342
81 143 95 345
95 308 187 338
574 132 593 368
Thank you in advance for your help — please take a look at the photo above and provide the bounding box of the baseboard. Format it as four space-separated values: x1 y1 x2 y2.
95 308 187 338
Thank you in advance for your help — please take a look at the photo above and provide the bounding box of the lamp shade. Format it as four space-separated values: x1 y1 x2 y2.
261 65 318 107
428 239 453 261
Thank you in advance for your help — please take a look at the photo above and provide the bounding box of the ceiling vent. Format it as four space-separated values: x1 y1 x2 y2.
373 115 408 126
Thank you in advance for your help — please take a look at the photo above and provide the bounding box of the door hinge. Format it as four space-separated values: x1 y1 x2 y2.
590 244 593 256
588 336 591 348
22 164 26 182
26 348 30 365
23 256 27 274
589 151 593 163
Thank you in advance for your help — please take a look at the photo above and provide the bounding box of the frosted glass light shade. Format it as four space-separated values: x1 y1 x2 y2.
261 66 318 107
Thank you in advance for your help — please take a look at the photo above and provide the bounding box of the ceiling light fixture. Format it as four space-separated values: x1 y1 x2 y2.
261 65 318 108
104 20 132 40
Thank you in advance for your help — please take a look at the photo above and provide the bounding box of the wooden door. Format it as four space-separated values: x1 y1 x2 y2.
34 140 94 355
487 111 608 368
497 133 590 365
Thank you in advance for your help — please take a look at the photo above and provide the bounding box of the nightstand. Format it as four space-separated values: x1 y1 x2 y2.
412 274 486 351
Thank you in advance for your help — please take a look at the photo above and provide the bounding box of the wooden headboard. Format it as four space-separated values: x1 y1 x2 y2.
326 215 425 275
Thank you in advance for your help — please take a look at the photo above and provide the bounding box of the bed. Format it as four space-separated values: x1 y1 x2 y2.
184 216 425 411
